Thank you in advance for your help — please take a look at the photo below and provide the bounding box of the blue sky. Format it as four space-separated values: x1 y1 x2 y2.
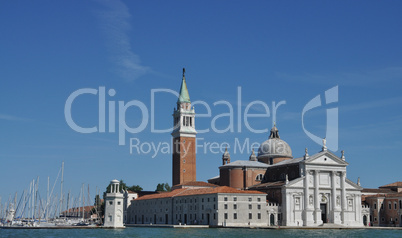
1 0 402 203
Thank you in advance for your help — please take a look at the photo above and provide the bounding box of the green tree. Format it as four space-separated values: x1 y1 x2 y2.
156 183 171 192
127 185 143 192
92 194 104 218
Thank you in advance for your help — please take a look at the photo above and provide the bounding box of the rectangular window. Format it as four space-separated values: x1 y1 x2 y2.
109 216 112 222
257 205 261 210
395 203 397 210
202 214 204 219
248 197 252 202
202 198 204 202
233 204 237 209
249 213 252 219
234 213 237 219
249 204 252 209
389 203 391 209
224 204 228 209
224 213 228 219
208 198 210 202
214 213 216 220
374 203 377 209
224 197 228 201
257 198 261 202
258 213 261 219
234 197 237 201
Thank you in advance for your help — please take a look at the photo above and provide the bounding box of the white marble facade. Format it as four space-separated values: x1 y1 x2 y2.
280 150 363 227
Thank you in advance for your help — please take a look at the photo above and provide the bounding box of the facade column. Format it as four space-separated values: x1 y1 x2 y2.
340 171 346 224
303 169 309 226
331 171 337 223
314 170 321 224
267 211 270 226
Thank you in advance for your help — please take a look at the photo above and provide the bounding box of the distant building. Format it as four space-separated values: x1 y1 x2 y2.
112 69 369 227
104 179 124 228
211 125 363 227
211 149 269 190
60 205 96 220
362 182 402 227
171 68 197 186
127 182 268 227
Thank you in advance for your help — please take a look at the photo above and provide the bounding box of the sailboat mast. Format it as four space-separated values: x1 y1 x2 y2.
35 177 39 221
82 183 85 220
65 190 70 220
60 161 64 218
31 179 34 220
47 176 49 221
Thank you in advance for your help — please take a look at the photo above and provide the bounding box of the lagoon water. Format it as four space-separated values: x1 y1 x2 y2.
1 227 401 238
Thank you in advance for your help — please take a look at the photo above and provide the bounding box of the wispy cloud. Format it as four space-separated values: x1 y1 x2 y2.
0 114 30 122
95 0 150 81
276 66 402 87
341 96 402 112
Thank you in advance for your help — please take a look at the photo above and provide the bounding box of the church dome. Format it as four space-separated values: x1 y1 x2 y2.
257 124 292 162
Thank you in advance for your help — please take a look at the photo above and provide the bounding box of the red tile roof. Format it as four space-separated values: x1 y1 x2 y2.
135 186 264 201
61 205 95 214
248 181 285 189
379 181 402 188
362 188 395 194
364 192 402 199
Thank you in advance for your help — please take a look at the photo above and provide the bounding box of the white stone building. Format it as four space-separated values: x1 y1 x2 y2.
249 131 364 227
104 179 125 228
126 182 269 227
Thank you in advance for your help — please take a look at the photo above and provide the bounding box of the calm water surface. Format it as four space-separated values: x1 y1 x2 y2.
0 227 401 238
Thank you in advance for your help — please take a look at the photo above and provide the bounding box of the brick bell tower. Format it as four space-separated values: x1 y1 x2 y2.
172 68 197 186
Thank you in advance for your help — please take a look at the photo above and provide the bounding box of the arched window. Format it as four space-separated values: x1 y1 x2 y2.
399 200 402 209
255 174 264 181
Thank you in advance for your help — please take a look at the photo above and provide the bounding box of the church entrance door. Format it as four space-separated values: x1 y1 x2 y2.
270 214 275 226
320 204 327 223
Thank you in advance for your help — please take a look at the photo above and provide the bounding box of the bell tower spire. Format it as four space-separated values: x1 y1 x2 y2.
172 68 197 186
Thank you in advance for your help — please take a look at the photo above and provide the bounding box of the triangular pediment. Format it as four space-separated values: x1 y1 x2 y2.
305 151 348 166
285 177 304 188
345 178 363 190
